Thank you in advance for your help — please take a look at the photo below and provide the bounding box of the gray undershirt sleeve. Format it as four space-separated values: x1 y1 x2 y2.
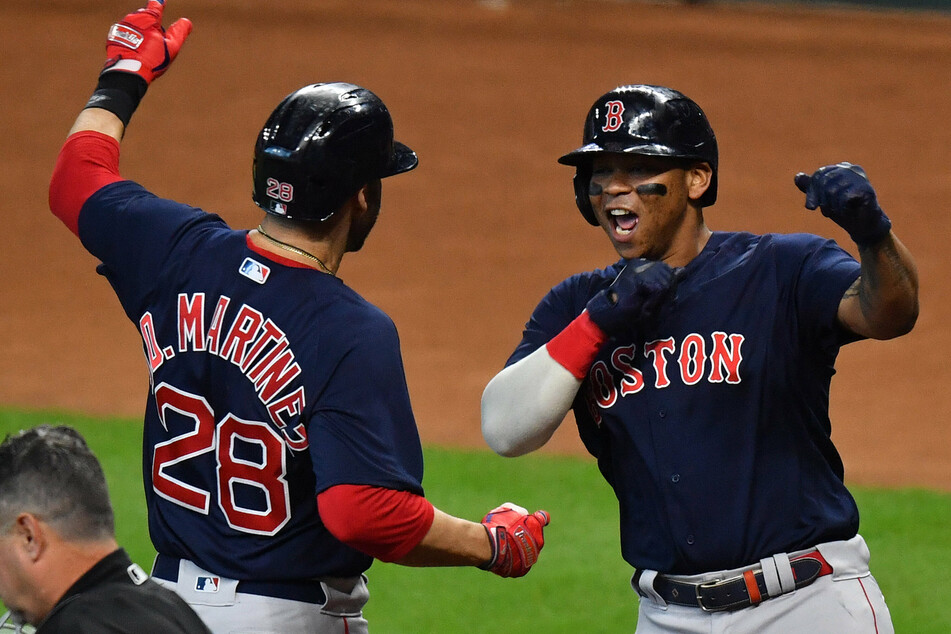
480 345 582 457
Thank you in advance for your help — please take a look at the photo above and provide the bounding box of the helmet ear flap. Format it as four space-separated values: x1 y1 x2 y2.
573 164 598 226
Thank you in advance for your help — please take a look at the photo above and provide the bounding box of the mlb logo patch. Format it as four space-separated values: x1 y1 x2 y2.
239 257 270 284
195 576 221 593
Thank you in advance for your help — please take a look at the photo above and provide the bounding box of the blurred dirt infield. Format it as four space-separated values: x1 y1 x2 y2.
2 0 949 490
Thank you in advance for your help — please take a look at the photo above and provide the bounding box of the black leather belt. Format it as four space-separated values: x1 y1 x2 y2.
152 554 327 605
633 550 833 612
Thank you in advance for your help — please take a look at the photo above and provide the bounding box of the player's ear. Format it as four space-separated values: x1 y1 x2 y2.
355 179 382 213
354 187 368 214
12 513 48 561
686 162 713 203
334 188 365 224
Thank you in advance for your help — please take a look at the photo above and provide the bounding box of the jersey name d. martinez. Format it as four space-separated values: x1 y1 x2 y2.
508 231 863 575
79 180 426 580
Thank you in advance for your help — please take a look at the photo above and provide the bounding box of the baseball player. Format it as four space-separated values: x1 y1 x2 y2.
48 2 549 632
481 85 919 632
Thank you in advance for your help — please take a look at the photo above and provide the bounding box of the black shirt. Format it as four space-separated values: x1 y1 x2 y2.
37 548 210 633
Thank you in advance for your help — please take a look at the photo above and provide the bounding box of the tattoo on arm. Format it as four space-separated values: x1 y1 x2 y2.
851 237 919 335
858 239 914 294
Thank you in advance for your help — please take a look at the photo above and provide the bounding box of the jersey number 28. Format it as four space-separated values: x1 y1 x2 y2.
151 382 291 535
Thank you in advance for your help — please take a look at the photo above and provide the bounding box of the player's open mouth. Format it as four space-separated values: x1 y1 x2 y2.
610 209 638 236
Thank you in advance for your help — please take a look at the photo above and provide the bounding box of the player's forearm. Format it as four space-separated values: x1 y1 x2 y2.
69 108 125 142
481 345 582 456
846 233 919 339
318 487 547 574
393 508 492 567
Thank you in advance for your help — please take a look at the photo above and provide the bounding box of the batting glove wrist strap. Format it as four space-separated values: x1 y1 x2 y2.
479 524 505 572
84 71 148 127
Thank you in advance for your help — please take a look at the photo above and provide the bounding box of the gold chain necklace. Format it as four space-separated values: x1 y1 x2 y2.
256 224 336 276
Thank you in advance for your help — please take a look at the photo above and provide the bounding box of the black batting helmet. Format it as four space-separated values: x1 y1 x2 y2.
252 83 418 222
558 85 718 225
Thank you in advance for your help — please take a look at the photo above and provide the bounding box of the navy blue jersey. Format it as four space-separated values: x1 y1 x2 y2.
508 231 862 574
78 180 425 579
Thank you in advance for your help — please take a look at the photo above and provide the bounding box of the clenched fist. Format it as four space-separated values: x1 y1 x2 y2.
794 162 892 248
586 259 681 336
480 503 550 578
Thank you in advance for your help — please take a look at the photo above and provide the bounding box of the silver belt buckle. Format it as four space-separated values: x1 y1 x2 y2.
696 574 744 612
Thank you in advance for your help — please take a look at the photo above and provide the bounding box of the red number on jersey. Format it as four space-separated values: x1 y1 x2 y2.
217 414 290 534
152 382 292 535
153 383 215 513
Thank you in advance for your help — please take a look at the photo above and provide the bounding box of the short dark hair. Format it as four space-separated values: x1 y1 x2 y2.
0 425 114 540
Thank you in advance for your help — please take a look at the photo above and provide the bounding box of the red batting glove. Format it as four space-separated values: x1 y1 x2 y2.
479 502 551 578
102 0 192 84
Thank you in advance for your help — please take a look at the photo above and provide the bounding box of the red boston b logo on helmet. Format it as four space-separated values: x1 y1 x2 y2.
602 100 625 132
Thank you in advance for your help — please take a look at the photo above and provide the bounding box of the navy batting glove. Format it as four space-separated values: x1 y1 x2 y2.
586 259 680 336
794 162 892 248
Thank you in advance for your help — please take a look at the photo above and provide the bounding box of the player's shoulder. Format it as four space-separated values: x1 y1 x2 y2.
88 179 186 214
761 231 837 248
713 232 858 295
317 280 389 319
754 231 853 265
715 230 843 258
540 261 625 317
313 281 399 342
86 179 231 239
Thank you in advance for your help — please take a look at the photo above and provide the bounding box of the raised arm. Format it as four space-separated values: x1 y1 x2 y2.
50 1 192 234
795 163 919 340
71 0 192 140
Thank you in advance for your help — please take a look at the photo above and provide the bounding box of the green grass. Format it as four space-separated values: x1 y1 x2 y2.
1 408 948 632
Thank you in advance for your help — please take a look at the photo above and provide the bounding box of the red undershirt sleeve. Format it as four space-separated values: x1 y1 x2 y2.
49 131 123 236
317 484 435 563
544 311 608 379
